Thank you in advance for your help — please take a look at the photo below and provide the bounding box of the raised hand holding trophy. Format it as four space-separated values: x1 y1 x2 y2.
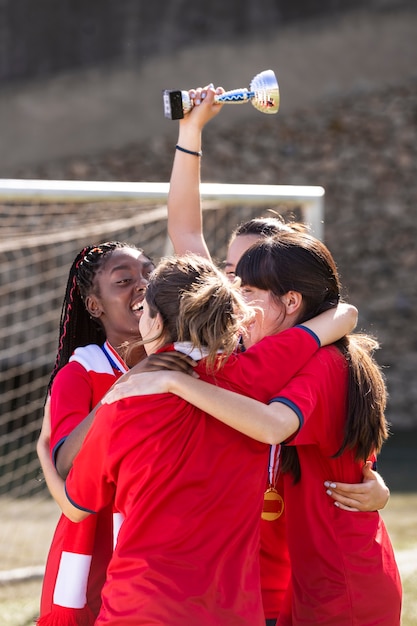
163 69 280 120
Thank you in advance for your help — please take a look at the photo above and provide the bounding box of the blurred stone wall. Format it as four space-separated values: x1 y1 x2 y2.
1 3 416 173
0 0 367 84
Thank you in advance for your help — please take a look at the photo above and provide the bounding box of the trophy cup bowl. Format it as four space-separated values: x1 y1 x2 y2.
163 69 280 120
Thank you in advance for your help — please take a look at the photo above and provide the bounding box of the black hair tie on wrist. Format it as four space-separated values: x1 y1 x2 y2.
175 144 202 157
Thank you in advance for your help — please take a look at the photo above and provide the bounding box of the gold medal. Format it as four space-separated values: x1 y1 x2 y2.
261 486 284 521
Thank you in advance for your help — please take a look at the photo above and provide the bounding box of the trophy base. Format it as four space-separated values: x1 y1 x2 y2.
163 90 193 120
163 90 184 120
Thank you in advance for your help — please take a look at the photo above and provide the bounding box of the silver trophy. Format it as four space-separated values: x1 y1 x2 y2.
163 69 280 120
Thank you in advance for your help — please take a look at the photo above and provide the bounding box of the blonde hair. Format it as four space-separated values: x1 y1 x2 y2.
144 254 254 370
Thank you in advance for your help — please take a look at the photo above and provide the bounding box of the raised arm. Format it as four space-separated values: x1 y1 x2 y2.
168 86 224 258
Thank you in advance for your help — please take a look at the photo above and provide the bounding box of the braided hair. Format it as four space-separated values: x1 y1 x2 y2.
47 241 144 394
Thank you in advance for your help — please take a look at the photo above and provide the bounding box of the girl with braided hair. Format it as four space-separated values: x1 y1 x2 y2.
37 241 154 625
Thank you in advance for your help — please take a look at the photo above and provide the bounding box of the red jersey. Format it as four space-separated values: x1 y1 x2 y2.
65 327 321 625
271 346 402 626
40 343 127 619
50 344 125 462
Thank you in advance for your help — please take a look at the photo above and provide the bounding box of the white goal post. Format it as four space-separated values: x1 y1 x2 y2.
0 177 324 488
0 179 325 242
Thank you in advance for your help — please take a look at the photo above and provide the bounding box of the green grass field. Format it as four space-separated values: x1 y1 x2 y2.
381 493 417 625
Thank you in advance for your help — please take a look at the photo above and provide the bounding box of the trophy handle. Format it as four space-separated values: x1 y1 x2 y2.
214 88 251 104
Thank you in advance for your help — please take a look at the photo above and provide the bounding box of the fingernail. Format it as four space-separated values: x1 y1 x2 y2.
208 83 214 88
326 489 332 496
334 502 340 507
324 481 330 488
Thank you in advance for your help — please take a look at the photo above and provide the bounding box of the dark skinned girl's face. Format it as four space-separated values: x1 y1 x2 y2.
85 248 154 348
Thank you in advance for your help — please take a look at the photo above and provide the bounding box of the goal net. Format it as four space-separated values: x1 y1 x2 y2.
0 199 170 500
0 181 322 610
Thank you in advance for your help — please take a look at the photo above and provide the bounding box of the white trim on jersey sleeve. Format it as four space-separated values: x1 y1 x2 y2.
69 344 114 374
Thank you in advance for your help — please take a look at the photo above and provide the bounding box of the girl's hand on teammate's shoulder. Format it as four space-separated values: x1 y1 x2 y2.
102 352 198 404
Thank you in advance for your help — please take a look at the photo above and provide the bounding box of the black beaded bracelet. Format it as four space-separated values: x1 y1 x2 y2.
176 144 202 157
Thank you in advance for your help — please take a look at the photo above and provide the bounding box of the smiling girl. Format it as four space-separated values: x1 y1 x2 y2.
37 242 154 626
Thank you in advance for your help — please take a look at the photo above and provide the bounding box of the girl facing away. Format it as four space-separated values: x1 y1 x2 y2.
38 252 357 626
107 233 402 626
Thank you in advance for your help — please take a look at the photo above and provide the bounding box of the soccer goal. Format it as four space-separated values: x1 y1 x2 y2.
0 178 324 585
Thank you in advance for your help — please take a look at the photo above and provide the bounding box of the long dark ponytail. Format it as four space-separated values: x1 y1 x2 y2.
236 233 389 481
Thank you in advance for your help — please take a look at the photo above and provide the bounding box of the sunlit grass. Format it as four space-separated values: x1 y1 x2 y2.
380 494 417 626
401 572 417 626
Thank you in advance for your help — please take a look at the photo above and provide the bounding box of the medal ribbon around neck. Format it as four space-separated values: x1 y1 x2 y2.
261 444 284 522
101 341 129 374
